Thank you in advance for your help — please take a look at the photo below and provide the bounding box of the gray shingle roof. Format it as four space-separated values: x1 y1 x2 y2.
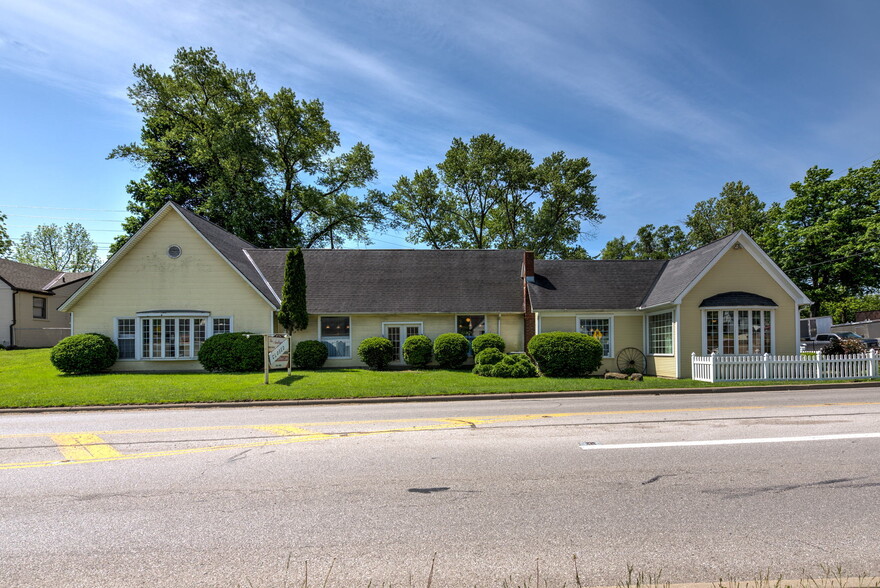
246 249 525 314
639 233 739 308
0 258 92 294
528 259 667 311
172 204 278 305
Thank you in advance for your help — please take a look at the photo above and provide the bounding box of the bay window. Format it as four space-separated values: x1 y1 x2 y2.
704 309 772 355
115 314 231 360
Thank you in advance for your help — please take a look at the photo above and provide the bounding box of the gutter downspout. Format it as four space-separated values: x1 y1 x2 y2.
497 313 502 337
9 289 16 348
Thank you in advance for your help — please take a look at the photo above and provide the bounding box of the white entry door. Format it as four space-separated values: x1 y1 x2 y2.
385 324 422 364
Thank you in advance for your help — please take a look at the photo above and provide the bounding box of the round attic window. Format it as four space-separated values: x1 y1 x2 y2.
167 245 182 259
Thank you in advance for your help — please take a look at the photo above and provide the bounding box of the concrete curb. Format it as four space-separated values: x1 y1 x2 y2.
1 380 877 414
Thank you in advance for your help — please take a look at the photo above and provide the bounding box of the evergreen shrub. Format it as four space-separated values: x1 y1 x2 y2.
403 335 433 367
292 340 329 369
433 333 470 368
50 333 119 374
527 331 603 377
358 337 394 370
472 333 505 355
198 332 263 372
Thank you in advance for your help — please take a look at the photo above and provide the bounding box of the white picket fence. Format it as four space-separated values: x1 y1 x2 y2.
691 350 879 383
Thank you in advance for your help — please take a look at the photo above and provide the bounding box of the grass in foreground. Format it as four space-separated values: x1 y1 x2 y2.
1 349 874 409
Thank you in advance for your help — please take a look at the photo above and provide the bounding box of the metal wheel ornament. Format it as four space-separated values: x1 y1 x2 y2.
616 347 646 374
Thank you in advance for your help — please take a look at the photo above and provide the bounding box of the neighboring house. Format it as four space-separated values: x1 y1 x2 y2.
60 202 810 378
0 258 92 348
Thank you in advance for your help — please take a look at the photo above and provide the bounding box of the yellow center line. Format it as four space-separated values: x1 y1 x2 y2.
3 400 880 471
49 433 123 461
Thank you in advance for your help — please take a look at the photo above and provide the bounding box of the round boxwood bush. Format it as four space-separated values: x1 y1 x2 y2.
472 333 505 355
491 354 538 378
198 332 263 372
50 333 119 374
527 331 603 377
403 335 433 367
433 333 470 368
358 336 394 369
471 363 495 377
292 340 329 369
474 347 505 366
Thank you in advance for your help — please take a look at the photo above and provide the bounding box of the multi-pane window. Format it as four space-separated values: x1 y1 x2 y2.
320 316 351 358
137 317 215 359
212 318 231 335
33 296 47 319
117 319 136 359
648 312 673 355
578 317 612 357
385 324 422 362
705 310 772 355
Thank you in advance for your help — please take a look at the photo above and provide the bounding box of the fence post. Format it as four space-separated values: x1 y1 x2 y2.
816 349 822 380
871 348 877 378
691 352 696 380
763 353 769 381
709 352 716 383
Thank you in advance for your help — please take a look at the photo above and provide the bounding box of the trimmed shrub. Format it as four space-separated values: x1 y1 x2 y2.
433 333 470 368
50 333 119 374
358 337 394 370
474 348 504 366
403 335 433 367
472 333 505 355
471 363 495 377
292 340 328 369
198 332 263 372
824 337 867 356
527 331 603 377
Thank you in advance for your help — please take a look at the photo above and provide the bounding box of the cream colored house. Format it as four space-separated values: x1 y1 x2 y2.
0 258 91 348
61 202 809 378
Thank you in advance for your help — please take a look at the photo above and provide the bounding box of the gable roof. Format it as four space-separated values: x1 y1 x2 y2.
0 258 92 294
528 259 666 311
246 248 525 313
638 233 739 308
61 202 277 312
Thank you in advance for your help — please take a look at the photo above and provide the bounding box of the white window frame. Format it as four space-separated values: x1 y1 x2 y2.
382 321 424 364
319 315 352 359
114 317 137 360
646 310 675 357
701 308 775 356
125 313 232 360
576 315 614 358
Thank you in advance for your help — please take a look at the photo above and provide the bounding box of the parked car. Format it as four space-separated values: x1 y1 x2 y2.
800 331 879 352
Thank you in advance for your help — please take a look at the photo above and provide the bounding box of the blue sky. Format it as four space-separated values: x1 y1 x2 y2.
1 0 879 259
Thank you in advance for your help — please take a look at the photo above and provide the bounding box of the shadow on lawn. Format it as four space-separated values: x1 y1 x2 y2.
274 375 305 386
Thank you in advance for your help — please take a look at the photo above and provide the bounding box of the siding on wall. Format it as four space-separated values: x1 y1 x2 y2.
0 282 13 347
11 279 84 348
284 312 525 367
678 246 797 379
535 313 653 375
69 212 273 371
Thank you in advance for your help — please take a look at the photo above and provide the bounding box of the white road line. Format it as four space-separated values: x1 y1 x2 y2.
579 432 880 450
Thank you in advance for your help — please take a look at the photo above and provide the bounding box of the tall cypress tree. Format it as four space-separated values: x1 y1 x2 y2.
277 247 308 373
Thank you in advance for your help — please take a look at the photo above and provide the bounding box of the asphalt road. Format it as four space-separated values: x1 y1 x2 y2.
2 387 880 587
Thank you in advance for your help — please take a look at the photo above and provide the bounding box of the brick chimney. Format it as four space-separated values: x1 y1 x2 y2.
523 251 535 344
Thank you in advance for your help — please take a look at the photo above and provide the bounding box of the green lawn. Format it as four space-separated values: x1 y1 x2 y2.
0 348 854 409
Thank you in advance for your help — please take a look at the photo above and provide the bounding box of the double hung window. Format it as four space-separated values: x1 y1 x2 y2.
578 316 612 358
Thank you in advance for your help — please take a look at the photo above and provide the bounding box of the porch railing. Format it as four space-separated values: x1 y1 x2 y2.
691 350 879 383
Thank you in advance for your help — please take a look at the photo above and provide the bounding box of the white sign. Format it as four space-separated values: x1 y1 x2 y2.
268 336 290 369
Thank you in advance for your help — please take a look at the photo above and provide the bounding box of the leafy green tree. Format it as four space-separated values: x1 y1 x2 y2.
818 294 880 324
599 224 687 260
385 134 602 259
599 235 636 260
277 247 308 375
763 162 880 316
685 181 766 247
0 211 12 257
109 47 382 253
14 223 100 271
